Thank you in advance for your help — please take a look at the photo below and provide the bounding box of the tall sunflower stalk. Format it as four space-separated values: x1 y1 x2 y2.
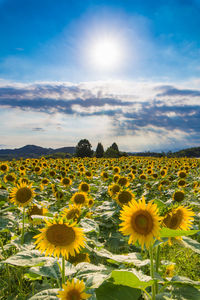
9 183 35 245
34 218 86 286
119 197 161 299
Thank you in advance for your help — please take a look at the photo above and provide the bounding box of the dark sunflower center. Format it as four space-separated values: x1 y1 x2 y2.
88 199 93 205
174 191 184 202
74 194 85 204
81 184 89 192
46 224 75 246
118 191 132 204
16 187 32 203
67 289 81 300
49 171 56 176
42 179 48 184
86 172 91 177
168 210 183 229
1 165 7 171
66 209 79 220
179 171 186 178
118 178 128 186
21 178 29 184
63 178 70 185
29 206 43 216
112 185 120 194
131 211 153 235
178 180 186 186
6 175 15 181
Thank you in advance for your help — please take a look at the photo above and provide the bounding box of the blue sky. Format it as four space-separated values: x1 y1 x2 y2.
0 0 200 151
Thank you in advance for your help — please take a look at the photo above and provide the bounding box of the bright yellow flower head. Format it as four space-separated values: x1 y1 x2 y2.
163 206 194 230
119 197 161 249
10 182 35 207
34 219 86 259
57 279 91 300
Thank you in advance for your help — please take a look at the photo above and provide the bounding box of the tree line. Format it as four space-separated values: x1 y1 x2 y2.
75 139 127 158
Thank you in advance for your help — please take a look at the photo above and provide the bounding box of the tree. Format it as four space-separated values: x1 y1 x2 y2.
95 142 104 158
111 142 119 153
75 139 93 158
104 147 120 158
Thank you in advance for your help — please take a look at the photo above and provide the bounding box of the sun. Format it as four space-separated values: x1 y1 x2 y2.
90 37 123 71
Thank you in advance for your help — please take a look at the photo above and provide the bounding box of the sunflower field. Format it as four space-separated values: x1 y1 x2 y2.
0 156 200 300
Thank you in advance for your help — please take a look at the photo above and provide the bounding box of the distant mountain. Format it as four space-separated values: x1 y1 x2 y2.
172 147 200 158
0 145 76 160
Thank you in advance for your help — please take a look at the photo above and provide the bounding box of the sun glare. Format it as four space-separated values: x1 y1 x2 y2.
89 37 123 71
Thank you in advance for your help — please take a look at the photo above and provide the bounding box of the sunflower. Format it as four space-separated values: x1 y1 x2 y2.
178 170 187 178
55 190 65 201
163 206 194 230
68 252 90 265
119 197 161 249
0 163 9 173
88 198 94 207
34 166 42 174
178 179 186 187
10 182 35 207
61 205 81 221
165 264 175 277
79 182 90 193
113 166 120 174
34 219 86 259
41 178 49 186
108 183 121 197
85 171 93 179
113 174 120 183
57 279 90 300
49 170 56 177
3 173 16 183
139 174 147 180
27 204 48 224
128 172 135 180
61 177 72 187
101 171 109 180
160 169 167 177
71 192 88 206
117 177 130 187
172 190 185 202
19 177 29 185
115 190 135 207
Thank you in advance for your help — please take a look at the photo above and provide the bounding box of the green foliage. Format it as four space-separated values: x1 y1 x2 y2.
104 147 119 158
110 143 119 153
75 139 94 158
95 143 104 158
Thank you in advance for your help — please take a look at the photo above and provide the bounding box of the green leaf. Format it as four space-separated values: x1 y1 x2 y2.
2 250 48 267
110 270 153 290
170 276 200 287
75 262 111 288
160 228 199 238
79 218 99 233
170 285 200 299
96 281 141 300
28 289 59 300
29 259 76 279
181 236 200 255
93 248 150 267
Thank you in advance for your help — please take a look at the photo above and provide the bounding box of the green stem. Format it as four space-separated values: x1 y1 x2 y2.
155 245 161 293
142 288 152 300
149 245 156 300
21 207 25 245
62 256 65 285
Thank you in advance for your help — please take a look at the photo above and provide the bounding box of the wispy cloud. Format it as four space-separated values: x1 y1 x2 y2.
0 80 200 151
